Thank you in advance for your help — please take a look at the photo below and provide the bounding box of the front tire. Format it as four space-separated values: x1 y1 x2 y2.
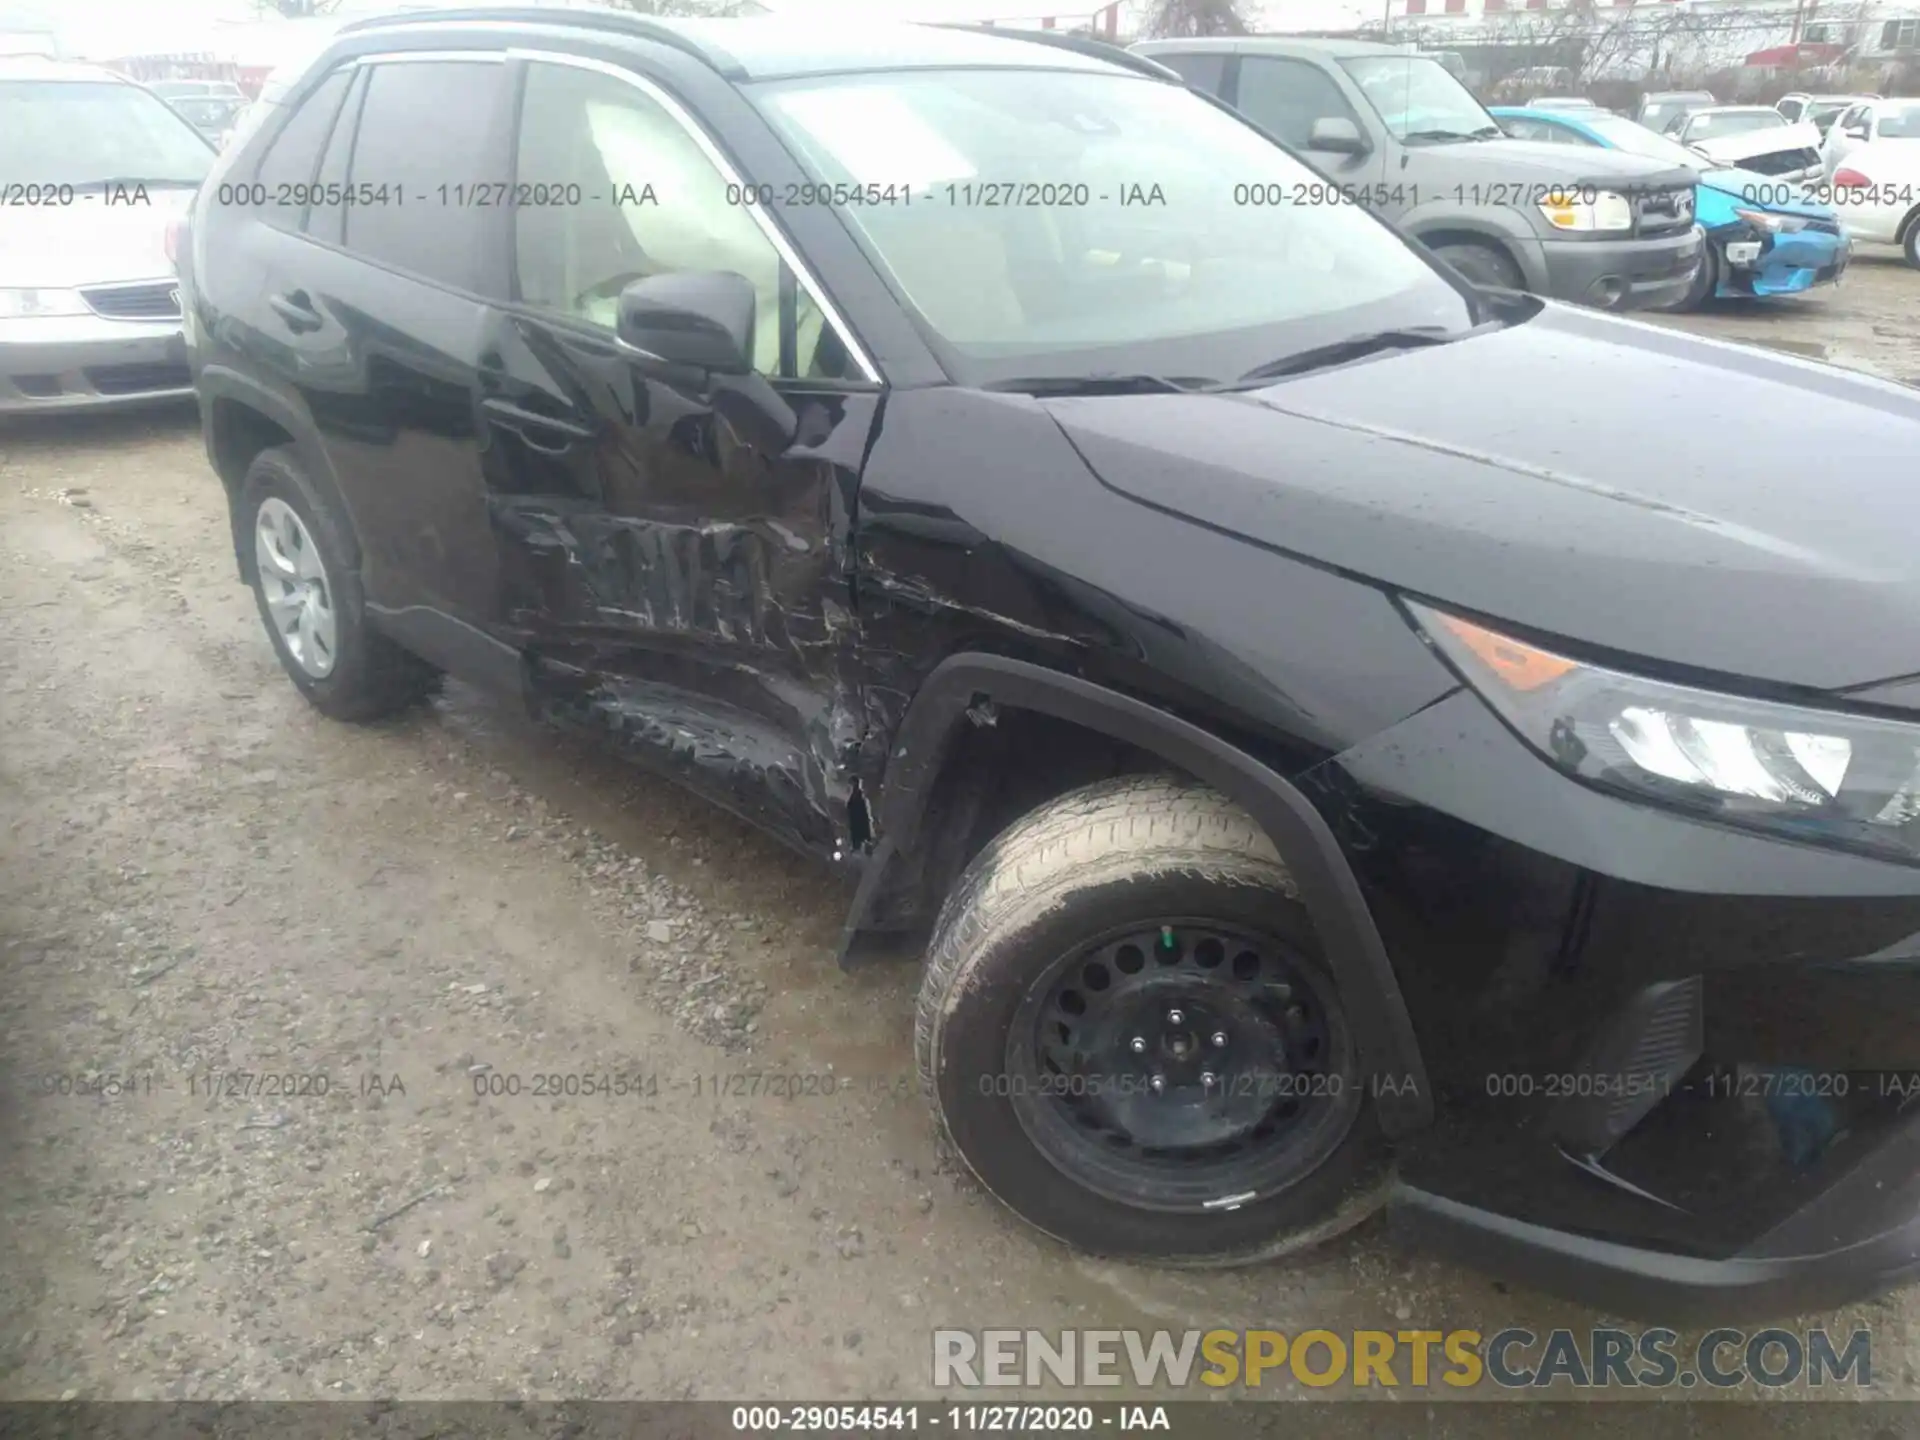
1428 239 1524 292
1903 211 1920 269
915 775 1386 1266
241 447 437 722
1672 240 1719 312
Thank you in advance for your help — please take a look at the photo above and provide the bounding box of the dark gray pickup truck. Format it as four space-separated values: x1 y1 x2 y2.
1134 37 1704 311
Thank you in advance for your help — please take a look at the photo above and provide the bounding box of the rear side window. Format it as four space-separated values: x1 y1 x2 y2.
1233 58 1361 150
251 67 352 231
1153 52 1228 96
343 59 504 292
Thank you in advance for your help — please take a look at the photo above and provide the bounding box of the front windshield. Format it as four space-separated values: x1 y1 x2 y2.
1809 100 1856 126
173 97 242 128
1340 55 1497 141
0 81 213 185
1578 113 1708 168
751 68 1472 384
1685 109 1786 138
1642 96 1708 129
1877 101 1920 138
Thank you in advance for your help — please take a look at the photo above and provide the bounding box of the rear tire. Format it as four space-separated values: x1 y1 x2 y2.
241 447 438 723
1903 211 1920 270
1429 239 1525 292
914 775 1387 1266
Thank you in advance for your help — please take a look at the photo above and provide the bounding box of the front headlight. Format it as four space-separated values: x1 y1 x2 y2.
1539 190 1633 232
1734 207 1809 234
1411 601 1920 865
0 288 90 319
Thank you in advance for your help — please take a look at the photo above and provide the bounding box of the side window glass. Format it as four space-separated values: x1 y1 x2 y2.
343 60 505 292
306 68 367 246
512 60 842 379
1234 58 1361 151
1155 52 1228 97
251 67 351 232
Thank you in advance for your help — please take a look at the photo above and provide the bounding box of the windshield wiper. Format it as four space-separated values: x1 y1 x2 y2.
1469 124 1505 139
983 373 1208 397
1221 327 1459 388
1401 129 1479 144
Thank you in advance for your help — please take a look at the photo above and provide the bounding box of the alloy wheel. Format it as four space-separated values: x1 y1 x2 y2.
254 496 338 679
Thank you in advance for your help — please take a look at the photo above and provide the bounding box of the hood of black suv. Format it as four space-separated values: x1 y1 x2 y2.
1042 305 1920 693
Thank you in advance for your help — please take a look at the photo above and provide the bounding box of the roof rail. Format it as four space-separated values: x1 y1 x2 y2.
929 24 1182 81
337 6 741 76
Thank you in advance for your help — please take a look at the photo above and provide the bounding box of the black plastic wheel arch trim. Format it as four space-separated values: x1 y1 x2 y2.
853 653 1433 1137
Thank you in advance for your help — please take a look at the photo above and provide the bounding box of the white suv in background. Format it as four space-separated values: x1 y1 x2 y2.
0 57 214 413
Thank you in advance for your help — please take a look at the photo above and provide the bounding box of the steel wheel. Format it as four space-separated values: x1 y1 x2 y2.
1005 917 1363 1212
254 495 337 679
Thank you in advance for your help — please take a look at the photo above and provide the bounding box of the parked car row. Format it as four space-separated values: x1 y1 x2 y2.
9 29 1916 427
1492 104 1847 304
1139 38 1704 312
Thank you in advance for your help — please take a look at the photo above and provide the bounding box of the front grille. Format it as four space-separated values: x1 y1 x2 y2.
84 361 190 396
80 282 182 321
1633 188 1695 237
1740 147 1824 178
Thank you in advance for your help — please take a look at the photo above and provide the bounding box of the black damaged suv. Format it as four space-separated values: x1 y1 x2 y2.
180 9 1920 1320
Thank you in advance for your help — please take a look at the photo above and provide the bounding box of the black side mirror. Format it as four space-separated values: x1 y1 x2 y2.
616 269 798 451
1309 116 1370 156
616 270 756 373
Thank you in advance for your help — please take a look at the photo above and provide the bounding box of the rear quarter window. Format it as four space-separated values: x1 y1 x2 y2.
247 66 352 231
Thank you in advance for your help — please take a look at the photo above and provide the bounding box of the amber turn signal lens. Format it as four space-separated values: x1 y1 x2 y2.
1431 613 1578 693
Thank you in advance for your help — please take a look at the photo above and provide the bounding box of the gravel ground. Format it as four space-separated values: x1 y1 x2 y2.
2 254 1918 1415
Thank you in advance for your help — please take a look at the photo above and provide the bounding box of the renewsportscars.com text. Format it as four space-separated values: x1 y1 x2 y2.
932 1327 1872 1390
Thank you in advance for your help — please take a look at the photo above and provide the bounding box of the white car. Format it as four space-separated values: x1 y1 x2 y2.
1665 104 1787 143
1684 118 1826 184
0 56 214 413
1824 137 1920 267
1821 97 1920 174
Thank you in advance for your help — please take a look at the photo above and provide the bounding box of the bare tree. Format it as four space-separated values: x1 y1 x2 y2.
1141 0 1252 40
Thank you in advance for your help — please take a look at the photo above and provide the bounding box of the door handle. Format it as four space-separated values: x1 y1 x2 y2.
480 397 596 450
268 290 322 333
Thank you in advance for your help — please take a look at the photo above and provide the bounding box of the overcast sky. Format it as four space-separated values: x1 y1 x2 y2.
0 0 1386 62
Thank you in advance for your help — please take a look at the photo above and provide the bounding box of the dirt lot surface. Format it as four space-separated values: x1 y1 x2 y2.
2 255 1918 1420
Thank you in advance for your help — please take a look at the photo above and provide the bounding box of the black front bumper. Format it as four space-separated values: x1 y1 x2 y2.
1310 687 1920 1320
1391 1133 1920 1324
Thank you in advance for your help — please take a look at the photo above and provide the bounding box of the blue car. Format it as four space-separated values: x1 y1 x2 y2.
1489 106 1848 308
